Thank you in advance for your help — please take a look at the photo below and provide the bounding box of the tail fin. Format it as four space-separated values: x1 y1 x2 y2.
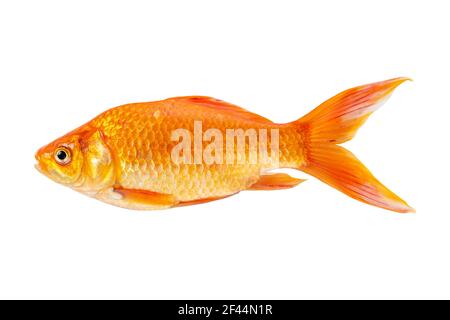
296 78 414 213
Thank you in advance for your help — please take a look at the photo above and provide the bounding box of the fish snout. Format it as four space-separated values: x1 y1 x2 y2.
34 150 44 173
34 147 51 173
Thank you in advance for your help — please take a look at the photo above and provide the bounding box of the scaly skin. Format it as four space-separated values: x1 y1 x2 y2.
92 97 305 202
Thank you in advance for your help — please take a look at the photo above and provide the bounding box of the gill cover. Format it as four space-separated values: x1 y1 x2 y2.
78 130 115 191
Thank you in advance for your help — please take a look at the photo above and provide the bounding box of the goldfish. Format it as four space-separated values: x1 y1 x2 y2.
35 78 414 213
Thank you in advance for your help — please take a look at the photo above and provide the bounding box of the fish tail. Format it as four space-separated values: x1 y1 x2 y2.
294 78 414 213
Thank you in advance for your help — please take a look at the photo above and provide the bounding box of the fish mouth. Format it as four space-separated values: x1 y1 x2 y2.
34 151 42 173
35 162 44 174
34 152 50 175
35 159 49 176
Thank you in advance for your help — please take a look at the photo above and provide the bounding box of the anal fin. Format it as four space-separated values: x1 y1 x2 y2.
248 173 305 190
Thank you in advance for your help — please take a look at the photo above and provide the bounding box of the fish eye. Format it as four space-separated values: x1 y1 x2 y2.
54 147 72 165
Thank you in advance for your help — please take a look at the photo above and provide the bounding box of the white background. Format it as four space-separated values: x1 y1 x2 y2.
0 0 448 299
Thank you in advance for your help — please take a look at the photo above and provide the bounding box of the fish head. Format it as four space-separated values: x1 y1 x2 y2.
35 126 115 193
35 131 85 186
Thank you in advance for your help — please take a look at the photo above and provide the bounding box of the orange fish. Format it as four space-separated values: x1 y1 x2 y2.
35 78 414 212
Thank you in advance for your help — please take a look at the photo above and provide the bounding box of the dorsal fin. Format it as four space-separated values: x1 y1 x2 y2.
165 96 273 123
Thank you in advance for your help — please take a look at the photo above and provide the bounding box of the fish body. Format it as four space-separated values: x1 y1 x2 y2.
35 78 414 212
91 97 302 204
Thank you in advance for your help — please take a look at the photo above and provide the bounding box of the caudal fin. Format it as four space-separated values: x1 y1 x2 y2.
296 78 414 213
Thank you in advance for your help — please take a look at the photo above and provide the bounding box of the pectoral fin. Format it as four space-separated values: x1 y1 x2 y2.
248 173 305 190
113 186 177 208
